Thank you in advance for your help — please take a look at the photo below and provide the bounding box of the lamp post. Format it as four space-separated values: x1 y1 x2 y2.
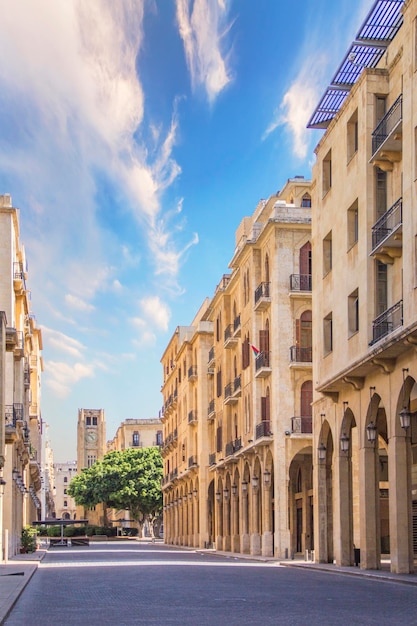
340 431 350 453
251 475 259 489
366 421 377 444
231 483 237 497
399 368 411 430
215 491 221 503
263 470 271 486
318 442 326 462
241 480 248 493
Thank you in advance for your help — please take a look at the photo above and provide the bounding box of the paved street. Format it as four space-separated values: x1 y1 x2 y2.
4 541 417 625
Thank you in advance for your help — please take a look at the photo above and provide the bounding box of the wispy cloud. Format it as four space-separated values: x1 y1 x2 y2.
41 326 86 359
140 296 171 331
176 0 234 103
65 294 96 312
44 360 95 398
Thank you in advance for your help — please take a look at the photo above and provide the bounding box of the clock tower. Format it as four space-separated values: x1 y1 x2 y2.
76 408 107 524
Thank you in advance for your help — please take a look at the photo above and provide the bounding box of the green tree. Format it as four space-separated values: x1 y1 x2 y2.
68 447 163 535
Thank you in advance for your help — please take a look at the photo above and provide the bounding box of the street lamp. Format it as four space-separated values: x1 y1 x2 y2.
193 488 198 498
215 491 221 502
399 368 411 430
0 477 6 496
252 475 259 489
241 480 248 493
318 442 326 462
366 421 377 443
231 483 238 496
263 470 271 486
340 431 350 453
223 487 230 499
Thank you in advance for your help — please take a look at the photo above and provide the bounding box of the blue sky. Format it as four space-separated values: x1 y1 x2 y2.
0 0 373 461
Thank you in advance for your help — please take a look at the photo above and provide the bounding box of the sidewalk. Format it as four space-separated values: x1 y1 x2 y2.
0 550 46 624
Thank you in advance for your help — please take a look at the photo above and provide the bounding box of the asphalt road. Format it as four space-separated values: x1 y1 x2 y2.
4 542 417 625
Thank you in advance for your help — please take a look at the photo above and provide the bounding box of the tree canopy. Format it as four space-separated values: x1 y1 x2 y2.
68 447 163 531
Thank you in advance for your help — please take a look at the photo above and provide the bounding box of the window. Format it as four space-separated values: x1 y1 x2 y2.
376 168 387 219
323 312 333 354
322 149 332 196
92 416 98 426
348 289 359 336
376 261 388 316
323 231 332 276
347 110 358 161
301 194 311 208
86 416 91 425
132 431 140 447
375 95 386 125
64 476 67 483
64 500 67 507
64 489 67 494
347 199 359 249
156 430 163 446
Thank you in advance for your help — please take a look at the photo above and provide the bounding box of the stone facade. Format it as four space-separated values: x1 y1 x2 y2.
311 0 417 574
76 408 106 525
53 461 78 520
107 418 163 452
0 194 43 558
161 178 313 557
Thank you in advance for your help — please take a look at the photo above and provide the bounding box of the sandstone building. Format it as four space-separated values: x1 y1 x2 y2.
308 0 417 573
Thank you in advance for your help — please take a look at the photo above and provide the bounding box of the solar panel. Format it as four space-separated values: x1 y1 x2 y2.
307 0 405 129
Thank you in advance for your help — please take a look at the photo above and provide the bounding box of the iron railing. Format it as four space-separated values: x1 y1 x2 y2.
370 299 403 345
255 351 271 371
291 416 313 434
290 274 312 291
256 420 272 439
372 94 402 155
254 281 270 304
371 197 402 250
290 346 312 362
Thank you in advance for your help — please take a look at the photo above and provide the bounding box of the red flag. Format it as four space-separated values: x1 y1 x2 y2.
251 345 260 357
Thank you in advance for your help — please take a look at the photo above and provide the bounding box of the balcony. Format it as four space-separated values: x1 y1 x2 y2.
13 262 26 292
370 300 403 346
254 281 271 310
371 94 402 168
188 410 198 425
370 197 402 263
225 437 242 458
188 455 197 469
224 324 238 349
289 346 312 364
224 378 241 404
255 351 271 378
5 403 24 427
209 453 216 467
291 416 313 434
24 364 30 389
207 400 215 421
255 420 272 439
290 274 312 293
188 366 197 382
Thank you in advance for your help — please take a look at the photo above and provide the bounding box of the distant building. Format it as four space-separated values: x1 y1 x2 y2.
107 418 163 452
53 461 78 520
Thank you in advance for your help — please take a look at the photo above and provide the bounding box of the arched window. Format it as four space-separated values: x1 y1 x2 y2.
301 381 313 418
301 194 311 207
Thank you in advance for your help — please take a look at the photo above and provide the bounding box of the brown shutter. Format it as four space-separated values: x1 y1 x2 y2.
259 329 269 353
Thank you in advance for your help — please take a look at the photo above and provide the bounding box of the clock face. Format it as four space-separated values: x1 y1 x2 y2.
85 430 97 443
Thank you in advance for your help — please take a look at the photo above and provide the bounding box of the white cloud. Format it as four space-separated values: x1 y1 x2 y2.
65 294 95 312
41 326 86 359
44 360 94 398
176 0 233 103
140 295 171 331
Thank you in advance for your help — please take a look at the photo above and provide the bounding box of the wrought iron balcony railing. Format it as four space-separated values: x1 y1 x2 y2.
370 300 403 345
291 416 313 434
254 281 270 305
255 420 272 439
290 274 312 292
255 351 271 371
290 346 312 363
372 94 402 156
371 197 402 251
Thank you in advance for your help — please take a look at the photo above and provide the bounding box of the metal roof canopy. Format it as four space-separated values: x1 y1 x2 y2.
307 0 405 129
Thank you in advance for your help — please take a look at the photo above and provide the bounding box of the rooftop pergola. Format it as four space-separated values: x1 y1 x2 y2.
308 0 405 129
